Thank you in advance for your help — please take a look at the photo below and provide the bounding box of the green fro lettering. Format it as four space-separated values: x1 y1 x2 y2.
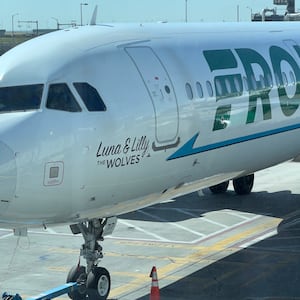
213 74 243 130
270 45 300 117
235 48 272 124
203 49 238 71
203 49 242 130
204 46 300 131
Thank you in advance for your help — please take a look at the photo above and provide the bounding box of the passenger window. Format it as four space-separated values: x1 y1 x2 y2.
260 75 266 88
74 82 107 111
234 76 242 93
196 82 204 98
250 74 257 90
290 71 296 86
225 78 231 94
206 81 213 97
282 72 288 86
275 73 280 86
46 83 81 112
185 83 193 100
215 79 223 96
266 74 273 88
243 76 249 91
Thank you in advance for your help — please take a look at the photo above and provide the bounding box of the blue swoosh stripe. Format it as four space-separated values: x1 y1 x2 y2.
167 123 300 161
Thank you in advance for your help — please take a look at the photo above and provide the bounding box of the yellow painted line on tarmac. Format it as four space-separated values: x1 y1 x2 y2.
109 271 182 298
109 217 281 298
49 247 78 254
48 266 70 272
109 275 149 298
107 251 178 261
191 218 281 254
113 240 198 250
46 217 281 299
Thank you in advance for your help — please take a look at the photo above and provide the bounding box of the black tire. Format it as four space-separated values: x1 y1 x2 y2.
87 267 110 300
209 181 229 194
233 174 254 195
66 265 87 300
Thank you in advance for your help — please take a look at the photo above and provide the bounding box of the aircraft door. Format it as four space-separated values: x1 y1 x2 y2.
126 47 180 150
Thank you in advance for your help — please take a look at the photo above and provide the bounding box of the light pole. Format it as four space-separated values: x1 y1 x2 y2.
11 13 19 37
51 17 59 30
80 3 88 26
185 0 188 23
246 6 253 21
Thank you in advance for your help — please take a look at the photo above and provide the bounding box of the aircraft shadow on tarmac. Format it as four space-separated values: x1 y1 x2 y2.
120 190 300 300
136 222 300 300
119 189 300 222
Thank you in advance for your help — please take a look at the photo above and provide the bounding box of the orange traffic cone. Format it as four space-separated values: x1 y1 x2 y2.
149 266 160 300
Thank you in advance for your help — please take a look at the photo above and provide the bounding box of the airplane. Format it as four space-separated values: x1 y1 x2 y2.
1 17 300 299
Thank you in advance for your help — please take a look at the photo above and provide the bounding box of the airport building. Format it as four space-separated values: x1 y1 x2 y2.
252 0 299 21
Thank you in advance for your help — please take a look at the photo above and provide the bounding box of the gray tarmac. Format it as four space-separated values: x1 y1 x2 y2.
1 161 300 300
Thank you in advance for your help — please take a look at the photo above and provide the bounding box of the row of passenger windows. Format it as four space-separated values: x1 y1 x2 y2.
0 82 106 113
184 71 297 101
1 72 297 114
185 81 212 100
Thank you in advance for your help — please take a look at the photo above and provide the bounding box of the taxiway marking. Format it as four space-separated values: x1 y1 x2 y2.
108 217 281 298
0 233 13 239
117 219 170 242
43 217 281 299
138 209 206 237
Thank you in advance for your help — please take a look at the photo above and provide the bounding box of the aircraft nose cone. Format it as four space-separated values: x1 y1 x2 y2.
0 142 16 209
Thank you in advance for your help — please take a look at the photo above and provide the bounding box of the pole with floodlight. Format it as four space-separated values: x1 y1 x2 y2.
80 3 88 26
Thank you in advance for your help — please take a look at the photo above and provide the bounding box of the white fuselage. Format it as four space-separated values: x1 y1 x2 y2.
0 22 300 228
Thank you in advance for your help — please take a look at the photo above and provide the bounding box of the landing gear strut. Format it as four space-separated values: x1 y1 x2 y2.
67 217 117 300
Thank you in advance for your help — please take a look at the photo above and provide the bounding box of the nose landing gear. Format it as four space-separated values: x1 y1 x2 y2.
67 217 117 300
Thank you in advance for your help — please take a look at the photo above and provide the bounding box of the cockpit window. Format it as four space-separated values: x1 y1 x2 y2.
46 83 81 112
73 82 107 112
0 84 43 113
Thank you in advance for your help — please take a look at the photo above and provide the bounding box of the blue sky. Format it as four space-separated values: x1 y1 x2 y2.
0 0 292 30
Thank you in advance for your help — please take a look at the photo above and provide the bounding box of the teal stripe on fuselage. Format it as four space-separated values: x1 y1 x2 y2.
167 123 300 160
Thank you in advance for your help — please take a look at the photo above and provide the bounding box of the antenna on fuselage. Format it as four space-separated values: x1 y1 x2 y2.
90 5 98 25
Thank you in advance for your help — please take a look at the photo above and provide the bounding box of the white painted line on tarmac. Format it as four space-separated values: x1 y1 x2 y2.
173 208 205 219
147 207 208 213
26 229 79 237
45 228 58 234
6 211 264 246
0 233 13 239
176 208 230 229
117 219 170 242
191 215 263 244
111 212 264 245
138 209 205 237
201 216 229 228
239 230 278 248
224 210 254 220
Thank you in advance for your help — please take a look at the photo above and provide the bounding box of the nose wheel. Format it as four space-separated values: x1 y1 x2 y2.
66 265 87 300
87 267 111 300
66 217 117 300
